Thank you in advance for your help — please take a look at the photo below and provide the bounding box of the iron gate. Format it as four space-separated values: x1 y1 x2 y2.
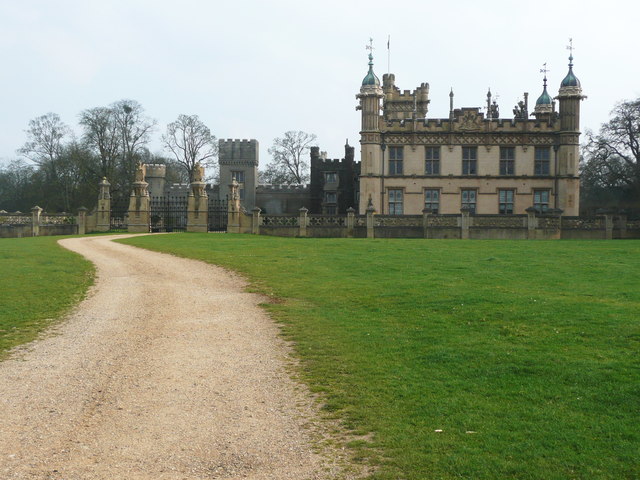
208 199 227 232
151 196 188 232
110 198 129 232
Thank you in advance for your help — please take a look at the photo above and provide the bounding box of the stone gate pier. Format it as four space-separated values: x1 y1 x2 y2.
187 163 208 233
128 163 151 233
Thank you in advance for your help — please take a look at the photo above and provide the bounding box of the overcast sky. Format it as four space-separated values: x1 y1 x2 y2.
1 0 638 169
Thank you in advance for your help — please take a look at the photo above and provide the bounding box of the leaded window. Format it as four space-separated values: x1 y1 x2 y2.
462 147 477 175
500 147 515 175
424 189 440 213
324 172 337 183
499 189 514 214
461 189 477 213
231 170 245 183
534 190 550 212
324 191 337 203
388 189 404 215
389 146 404 175
534 147 551 175
425 147 440 175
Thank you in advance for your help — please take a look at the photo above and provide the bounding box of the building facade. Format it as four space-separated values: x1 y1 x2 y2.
309 143 360 214
357 50 585 216
218 138 259 208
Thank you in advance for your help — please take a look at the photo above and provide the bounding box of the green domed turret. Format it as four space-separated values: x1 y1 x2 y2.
560 54 581 88
533 72 553 120
536 84 552 105
362 53 380 87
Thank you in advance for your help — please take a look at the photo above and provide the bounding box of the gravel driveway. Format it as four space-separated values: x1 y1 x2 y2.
0 235 346 479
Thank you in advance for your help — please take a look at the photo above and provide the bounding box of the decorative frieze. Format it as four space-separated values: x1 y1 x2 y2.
382 133 555 146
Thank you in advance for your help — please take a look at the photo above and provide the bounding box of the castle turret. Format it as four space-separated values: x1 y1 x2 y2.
557 49 585 132
382 73 430 121
357 52 383 131
218 139 259 209
555 41 586 214
533 72 554 122
144 164 167 198
356 48 384 212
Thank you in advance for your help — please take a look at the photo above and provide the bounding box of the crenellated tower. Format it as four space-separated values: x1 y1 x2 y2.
144 164 167 198
382 73 430 121
218 139 259 209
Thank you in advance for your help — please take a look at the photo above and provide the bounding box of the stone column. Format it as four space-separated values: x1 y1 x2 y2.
227 180 241 234
127 163 151 233
96 177 111 232
366 204 376 239
299 207 308 237
422 208 432 239
187 164 208 233
525 207 537 240
603 214 613 240
460 207 471 239
346 207 355 238
77 207 88 235
550 208 563 240
251 207 261 235
617 214 627 239
31 206 42 237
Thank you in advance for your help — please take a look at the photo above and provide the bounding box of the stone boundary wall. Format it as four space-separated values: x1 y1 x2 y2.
238 208 640 240
0 209 81 238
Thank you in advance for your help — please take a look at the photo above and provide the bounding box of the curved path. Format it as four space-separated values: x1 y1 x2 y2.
0 235 345 480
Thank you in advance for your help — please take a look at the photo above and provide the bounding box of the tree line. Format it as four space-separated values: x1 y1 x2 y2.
0 100 216 212
0 98 317 213
580 98 640 216
13 97 640 217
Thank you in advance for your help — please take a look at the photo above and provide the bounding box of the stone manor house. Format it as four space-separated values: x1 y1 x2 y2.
8 46 640 239
146 47 584 218
357 49 584 216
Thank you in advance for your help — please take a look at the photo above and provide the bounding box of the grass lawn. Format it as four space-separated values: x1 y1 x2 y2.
0 236 94 358
118 234 640 479
119 234 640 479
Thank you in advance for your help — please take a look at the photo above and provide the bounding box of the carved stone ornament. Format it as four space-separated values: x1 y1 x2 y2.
459 111 482 131
134 162 145 182
192 162 205 182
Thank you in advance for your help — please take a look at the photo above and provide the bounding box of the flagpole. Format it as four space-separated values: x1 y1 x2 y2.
387 35 390 75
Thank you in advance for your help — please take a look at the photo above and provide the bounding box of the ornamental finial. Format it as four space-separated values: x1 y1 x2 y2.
567 38 574 64
540 62 550 87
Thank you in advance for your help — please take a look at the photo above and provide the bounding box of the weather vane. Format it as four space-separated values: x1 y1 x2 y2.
540 62 550 76
567 38 574 56
366 38 374 52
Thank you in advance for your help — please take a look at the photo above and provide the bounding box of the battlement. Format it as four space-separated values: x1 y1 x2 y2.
391 87 428 97
380 111 558 134
257 184 310 192
311 157 359 169
316 158 344 166
383 73 429 96
219 138 259 166
310 144 355 167
382 73 430 120
144 164 167 178
219 138 257 145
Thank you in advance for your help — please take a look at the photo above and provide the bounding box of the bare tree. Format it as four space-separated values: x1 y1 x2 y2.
162 114 217 181
18 113 70 167
582 99 640 213
0 159 36 211
265 131 316 184
111 99 156 185
78 100 155 198
79 106 120 180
